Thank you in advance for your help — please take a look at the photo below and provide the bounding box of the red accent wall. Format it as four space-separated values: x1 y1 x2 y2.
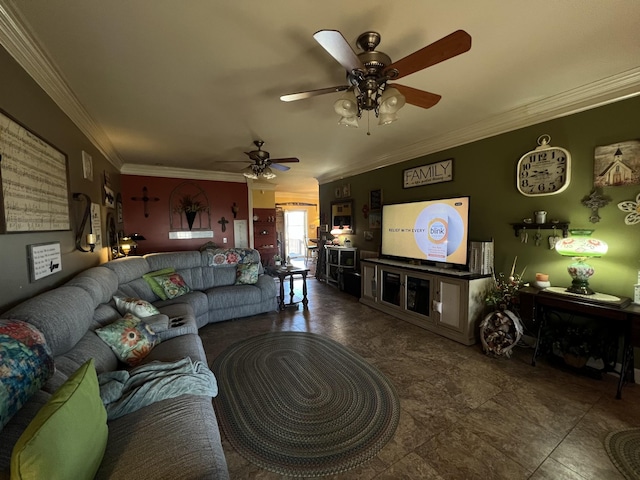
122 175 249 255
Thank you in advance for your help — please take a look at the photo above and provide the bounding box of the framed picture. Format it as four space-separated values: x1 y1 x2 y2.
594 140 640 187
342 183 351 197
369 212 381 229
334 187 342 198
0 109 70 232
104 185 115 208
116 193 123 223
369 189 382 211
82 151 93 181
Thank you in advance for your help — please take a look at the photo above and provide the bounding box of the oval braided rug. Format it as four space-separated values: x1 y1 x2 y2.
604 428 640 480
212 331 400 477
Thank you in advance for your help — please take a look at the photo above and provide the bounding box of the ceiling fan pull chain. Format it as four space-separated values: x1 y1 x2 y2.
367 110 371 136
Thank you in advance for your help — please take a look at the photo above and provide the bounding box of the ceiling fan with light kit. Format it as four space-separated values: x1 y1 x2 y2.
280 29 472 131
239 140 300 180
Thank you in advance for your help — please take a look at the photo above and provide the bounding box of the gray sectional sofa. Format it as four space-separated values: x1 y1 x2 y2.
0 248 278 479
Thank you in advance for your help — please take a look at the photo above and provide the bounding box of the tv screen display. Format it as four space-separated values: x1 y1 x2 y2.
381 196 470 267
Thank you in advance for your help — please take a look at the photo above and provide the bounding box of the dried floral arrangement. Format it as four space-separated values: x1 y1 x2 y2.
485 257 526 312
174 195 209 214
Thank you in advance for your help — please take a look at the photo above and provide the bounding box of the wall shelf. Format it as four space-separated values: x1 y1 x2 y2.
511 222 570 238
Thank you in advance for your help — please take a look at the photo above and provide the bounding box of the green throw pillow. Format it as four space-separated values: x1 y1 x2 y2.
95 313 160 366
235 262 259 285
142 267 175 300
151 272 191 299
11 359 108 480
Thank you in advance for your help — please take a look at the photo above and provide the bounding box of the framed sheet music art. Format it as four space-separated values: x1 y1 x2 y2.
0 109 70 232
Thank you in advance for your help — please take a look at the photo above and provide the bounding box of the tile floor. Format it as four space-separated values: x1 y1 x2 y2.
198 276 640 480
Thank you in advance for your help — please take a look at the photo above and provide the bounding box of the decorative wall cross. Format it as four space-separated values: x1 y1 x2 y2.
131 186 160 218
218 216 229 232
581 189 611 223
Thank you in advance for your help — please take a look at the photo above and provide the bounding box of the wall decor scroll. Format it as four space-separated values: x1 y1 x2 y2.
0 109 70 232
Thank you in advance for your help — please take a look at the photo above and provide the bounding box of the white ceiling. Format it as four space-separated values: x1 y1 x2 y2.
1 1 640 196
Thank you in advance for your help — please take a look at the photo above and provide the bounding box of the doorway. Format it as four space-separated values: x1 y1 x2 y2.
284 210 307 262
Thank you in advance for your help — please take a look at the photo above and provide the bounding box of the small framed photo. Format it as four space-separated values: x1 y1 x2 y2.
369 189 382 211
342 183 351 197
104 185 115 208
82 151 93 181
334 187 342 198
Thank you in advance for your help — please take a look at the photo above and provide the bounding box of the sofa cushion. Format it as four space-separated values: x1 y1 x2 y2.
95 314 160 366
234 262 259 285
142 268 176 300
11 359 108 480
64 267 119 306
0 320 54 430
151 272 192 299
113 296 160 318
207 248 256 266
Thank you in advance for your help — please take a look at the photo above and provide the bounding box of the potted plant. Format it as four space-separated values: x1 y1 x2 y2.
273 254 282 266
174 195 208 230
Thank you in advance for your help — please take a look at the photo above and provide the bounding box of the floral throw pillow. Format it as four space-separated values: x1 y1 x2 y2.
235 262 259 285
0 320 54 429
113 296 160 318
208 248 255 266
95 314 159 366
142 268 176 300
151 272 191 299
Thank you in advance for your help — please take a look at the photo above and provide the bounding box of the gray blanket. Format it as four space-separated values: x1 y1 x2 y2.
98 357 218 420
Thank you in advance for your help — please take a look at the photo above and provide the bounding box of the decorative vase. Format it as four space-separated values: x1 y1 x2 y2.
185 211 197 230
479 309 523 358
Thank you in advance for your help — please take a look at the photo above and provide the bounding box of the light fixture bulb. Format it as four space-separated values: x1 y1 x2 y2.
261 166 276 179
242 165 259 180
378 87 406 125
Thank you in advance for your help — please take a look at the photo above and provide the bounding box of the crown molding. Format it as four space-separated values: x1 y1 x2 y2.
0 2 123 169
318 67 640 185
121 163 247 183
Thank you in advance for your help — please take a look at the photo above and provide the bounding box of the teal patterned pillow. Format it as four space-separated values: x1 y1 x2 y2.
95 314 159 366
142 268 176 300
151 272 191 299
0 320 54 429
235 262 259 285
113 296 160 318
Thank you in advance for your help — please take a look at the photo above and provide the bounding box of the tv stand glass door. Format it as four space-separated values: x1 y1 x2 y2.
379 266 434 322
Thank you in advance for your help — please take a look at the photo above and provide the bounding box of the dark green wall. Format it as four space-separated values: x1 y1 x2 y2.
321 96 640 299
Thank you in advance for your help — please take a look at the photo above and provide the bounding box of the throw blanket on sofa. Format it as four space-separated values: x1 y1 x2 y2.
98 357 218 420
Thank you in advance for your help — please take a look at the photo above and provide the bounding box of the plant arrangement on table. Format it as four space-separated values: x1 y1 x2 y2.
174 195 209 230
479 258 526 358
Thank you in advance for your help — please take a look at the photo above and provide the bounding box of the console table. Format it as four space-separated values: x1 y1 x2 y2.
519 287 638 399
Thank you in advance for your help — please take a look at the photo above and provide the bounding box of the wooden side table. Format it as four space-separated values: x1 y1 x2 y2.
268 267 310 310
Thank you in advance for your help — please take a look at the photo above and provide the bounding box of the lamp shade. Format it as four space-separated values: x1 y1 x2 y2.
555 230 608 257
555 230 607 295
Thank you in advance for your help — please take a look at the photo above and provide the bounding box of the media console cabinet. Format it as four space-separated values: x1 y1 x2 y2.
360 258 492 345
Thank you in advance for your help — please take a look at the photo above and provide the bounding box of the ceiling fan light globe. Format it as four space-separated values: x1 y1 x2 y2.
261 167 277 179
242 165 259 180
333 97 358 117
338 115 359 127
378 112 399 125
379 87 406 113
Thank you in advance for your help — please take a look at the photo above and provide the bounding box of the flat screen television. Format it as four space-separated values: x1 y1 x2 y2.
380 196 470 268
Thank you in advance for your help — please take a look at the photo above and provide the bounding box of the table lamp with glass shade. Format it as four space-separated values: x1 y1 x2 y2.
555 229 608 295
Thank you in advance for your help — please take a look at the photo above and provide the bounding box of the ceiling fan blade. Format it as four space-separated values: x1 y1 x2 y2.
392 83 441 109
270 158 300 164
280 85 350 102
384 30 472 80
313 30 366 73
269 163 291 172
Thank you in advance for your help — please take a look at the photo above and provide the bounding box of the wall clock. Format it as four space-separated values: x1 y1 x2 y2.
516 134 571 196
